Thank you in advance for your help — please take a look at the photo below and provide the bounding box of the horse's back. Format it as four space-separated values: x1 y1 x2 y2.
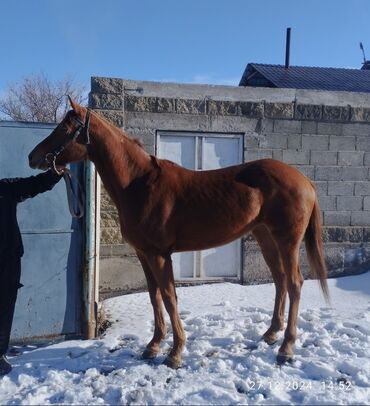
236 159 313 192
158 158 314 197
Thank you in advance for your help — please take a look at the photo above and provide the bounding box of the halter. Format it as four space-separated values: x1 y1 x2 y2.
45 109 92 176
45 109 91 218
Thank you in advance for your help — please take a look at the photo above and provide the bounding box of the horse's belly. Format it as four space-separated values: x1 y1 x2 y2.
173 221 254 252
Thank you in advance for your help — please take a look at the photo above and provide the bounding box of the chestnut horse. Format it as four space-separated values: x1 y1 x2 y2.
29 97 328 368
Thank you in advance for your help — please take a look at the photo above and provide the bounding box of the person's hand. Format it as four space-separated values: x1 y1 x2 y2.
55 165 66 175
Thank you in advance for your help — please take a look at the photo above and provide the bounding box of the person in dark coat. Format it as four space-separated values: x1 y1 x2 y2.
0 169 63 375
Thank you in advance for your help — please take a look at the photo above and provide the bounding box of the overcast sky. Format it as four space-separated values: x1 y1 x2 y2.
1 0 370 92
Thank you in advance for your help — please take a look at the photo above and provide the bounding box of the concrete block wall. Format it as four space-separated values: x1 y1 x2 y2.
89 77 370 297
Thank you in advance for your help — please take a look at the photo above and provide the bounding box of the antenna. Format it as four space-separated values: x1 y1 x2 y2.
360 42 367 64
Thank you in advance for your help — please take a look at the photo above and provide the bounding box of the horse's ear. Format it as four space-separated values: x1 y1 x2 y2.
68 95 81 113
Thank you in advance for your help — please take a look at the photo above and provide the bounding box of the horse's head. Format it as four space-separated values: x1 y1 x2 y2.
29 96 90 172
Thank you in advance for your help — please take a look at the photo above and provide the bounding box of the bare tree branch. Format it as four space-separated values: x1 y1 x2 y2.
0 72 86 123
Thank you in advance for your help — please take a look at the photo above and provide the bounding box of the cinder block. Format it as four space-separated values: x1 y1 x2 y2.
176 98 206 114
313 181 328 197
272 149 283 160
328 181 354 196
324 211 351 226
310 151 337 165
273 119 302 134
351 107 370 123
126 112 209 131
124 95 156 112
351 211 370 226
260 133 287 149
323 105 350 122
264 102 294 119
338 151 364 166
157 97 176 113
323 244 344 273
95 110 124 127
100 227 123 245
210 116 258 133
317 122 342 135
341 167 368 181
208 100 240 116
238 101 264 118
342 123 370 137
329 136 356 151
302 135 329 150
356 136 370 152
287 134 302 149
99 256 146 298
295 104 322 120
337 196 363 211
91 77 124 94
101 211 120 228
301 121 317 134
354 182 370 195
89 93 123 110
244 149 273 162
295 165 315 179
258 118 274 133
323 227 364 243
318 196 336 210
364 153 370 165
282 150 309 164
244 134 260 148
364 196 370 210
315 167 343 181
243 242 271 283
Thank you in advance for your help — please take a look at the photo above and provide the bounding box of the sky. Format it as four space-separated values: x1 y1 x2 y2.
1 0 370 93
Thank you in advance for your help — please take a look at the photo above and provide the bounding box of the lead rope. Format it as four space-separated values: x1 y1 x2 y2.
62 168 85 218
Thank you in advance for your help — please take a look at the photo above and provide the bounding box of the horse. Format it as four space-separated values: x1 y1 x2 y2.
28 96 329 368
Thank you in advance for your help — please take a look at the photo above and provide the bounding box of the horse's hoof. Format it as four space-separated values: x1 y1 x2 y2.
163 355 182 369
142 348 158 360
263 333 277 346
276 352 294 365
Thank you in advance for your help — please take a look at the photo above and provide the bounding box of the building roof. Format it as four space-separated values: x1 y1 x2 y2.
239 63 370 93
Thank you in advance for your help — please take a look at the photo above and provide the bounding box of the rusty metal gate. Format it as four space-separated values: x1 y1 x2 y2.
0 121 85 342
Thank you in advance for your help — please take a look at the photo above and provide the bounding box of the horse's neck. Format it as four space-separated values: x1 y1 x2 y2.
88 121 152 204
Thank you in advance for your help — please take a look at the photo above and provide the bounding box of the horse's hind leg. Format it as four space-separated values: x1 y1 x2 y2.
144 253 186 369
273 237 304 364
252 225 287 345
137 252 167 359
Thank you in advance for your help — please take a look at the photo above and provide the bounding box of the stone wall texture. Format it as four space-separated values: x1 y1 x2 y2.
89 77 370 298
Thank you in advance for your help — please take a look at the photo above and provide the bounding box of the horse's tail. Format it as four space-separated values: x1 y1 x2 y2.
304 196 330 303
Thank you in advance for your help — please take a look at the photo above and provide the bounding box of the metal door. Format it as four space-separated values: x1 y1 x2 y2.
0 121 83 341
157 132 243 280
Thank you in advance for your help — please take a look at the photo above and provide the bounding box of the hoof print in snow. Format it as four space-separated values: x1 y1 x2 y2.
205 349 219 358
244 343 259 351
108 346 122 353
276 353 294 366
100 365 115 375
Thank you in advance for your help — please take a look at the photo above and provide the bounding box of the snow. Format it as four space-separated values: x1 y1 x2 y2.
1 272 370 405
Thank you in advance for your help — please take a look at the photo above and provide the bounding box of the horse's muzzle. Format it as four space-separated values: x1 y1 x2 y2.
28 151 44 169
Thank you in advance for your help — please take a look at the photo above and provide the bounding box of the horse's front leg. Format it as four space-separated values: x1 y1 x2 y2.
145 252 186 369
137 252 167 359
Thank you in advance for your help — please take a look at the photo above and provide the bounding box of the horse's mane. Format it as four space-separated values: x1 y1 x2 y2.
92 109 144 149
132 138 144 149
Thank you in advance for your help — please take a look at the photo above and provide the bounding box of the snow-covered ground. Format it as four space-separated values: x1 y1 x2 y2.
1 272 369 405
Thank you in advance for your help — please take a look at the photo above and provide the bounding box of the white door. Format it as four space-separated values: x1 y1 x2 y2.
157 132 243 280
